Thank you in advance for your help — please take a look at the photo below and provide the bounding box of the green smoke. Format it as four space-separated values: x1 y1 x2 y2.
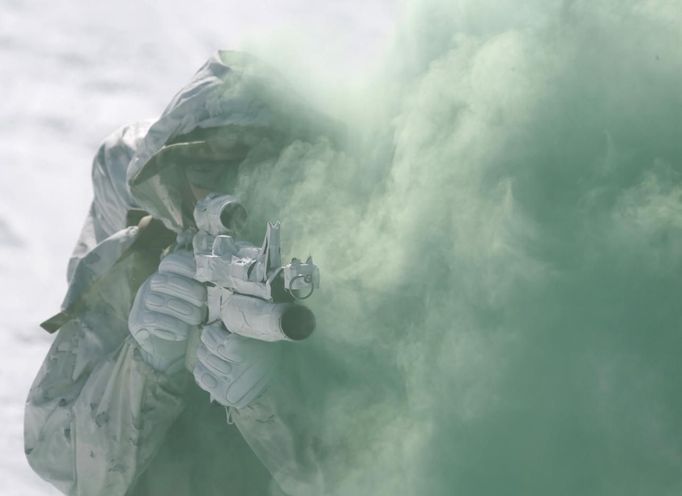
238 1 682 494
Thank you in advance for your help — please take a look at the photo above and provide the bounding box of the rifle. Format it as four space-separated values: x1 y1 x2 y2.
192 193 319 342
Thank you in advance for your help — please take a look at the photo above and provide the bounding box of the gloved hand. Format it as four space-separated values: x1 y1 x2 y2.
129 250 206 374
193 322 281 409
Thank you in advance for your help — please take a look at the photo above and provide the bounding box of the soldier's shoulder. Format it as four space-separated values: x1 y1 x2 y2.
96 120 155 172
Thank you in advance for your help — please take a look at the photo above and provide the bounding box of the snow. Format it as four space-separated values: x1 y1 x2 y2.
0 1 396 493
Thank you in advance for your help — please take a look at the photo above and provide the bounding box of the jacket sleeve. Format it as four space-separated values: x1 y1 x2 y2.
231 344 349 496
25 121 189 496
24 319 188 495
66 120 152 283
231 379 324 495
231 339 397 496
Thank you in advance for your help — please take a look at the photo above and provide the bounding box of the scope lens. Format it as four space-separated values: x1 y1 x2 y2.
219 202 247 232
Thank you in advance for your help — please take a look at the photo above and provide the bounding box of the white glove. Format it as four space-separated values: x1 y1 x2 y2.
193 322 281 409
129 250 206 373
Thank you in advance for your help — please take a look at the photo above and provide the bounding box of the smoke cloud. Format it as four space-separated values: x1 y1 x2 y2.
237 1 682 494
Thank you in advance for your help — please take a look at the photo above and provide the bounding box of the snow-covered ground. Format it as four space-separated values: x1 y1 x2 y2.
0 2 396 493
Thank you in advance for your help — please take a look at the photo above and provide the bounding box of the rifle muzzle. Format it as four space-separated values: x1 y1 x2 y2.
220 293 315 342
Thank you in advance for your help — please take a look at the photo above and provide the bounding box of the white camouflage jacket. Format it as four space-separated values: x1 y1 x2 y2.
24 51 331 496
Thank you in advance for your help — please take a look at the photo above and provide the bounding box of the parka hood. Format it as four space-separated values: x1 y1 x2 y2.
127 50 337 232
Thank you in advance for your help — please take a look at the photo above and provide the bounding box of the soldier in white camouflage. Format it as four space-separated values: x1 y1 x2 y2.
24 51 334 496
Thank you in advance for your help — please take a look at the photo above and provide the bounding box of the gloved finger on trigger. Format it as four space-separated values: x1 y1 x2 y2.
158 250 197 278
193 356 272 409
201 322 231 354
196 342 234 376
150 273 206 307
144 291 206 326
201 324 260 363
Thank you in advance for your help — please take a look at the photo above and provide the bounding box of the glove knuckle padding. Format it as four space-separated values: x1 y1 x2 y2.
148 294 202 324
140 274 205 326
194 361 219 391
201 323 251 362
143 312 190 340
195 360 251 409
197 343 233 375
200 322 227 353
222 334 262 362
150 273 206 307
130 276 194 344
193 324 278 409
129 275 192 372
